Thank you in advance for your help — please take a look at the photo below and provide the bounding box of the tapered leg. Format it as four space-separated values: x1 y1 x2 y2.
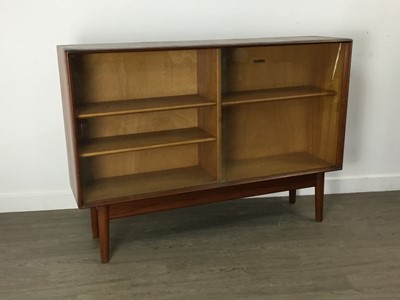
289 189 296 204
315 173 325 222
97 206 110 263
90 207 99 238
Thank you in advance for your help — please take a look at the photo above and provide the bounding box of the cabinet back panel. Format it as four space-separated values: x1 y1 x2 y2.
197 49 220 101
223 43 343 93
87 144 198 179
312 43 345 90
222 99 313 161
85 109 198 138
70 50 198 102
222 96 341 167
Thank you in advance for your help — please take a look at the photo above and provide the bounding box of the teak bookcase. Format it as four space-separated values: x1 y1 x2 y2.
58 37 352 263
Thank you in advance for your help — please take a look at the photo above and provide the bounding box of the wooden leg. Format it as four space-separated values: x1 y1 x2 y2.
97 206 110 263
90 207 99 239
289 189 296 204
315 173 325 222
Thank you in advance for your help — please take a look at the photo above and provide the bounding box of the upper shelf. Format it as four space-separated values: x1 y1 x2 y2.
222 86 336 106
77 94 216 119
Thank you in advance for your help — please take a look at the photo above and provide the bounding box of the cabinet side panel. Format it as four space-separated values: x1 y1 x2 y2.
309 42 349 165
335 42 352 166
57 48 81 207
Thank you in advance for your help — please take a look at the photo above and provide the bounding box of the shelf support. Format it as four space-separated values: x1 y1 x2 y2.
315 173 325 222
90 207 99 238
97 206 110 263
289 189 296 204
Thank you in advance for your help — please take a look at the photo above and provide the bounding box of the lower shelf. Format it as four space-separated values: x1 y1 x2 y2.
224 152 334 181
83 166 217 205
83 152 334 206
79 128 216 157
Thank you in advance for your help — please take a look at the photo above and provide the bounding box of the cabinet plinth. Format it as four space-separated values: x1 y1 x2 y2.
58 36 352 262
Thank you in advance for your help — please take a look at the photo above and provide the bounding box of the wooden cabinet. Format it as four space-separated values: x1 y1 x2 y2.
58 37 352 262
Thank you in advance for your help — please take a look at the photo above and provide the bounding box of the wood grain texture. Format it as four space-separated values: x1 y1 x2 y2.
107 173 317 217
79 127 216 157
70 50 198 103
222 86 336 106
224 152 333 181
85 109 198 138
77 95 215 118
83 166 217 205
222 99 314 161
1 191 399 299
223 44 320 93
57 48 82 207
87 144 199 179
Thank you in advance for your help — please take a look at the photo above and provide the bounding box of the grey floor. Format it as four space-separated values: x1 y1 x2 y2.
1 191 400 299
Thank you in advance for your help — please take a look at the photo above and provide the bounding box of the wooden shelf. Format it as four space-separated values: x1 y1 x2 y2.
83 166 216 205
222 86 336 106
225 152 334 181
77 94 216 119
79 128 216 157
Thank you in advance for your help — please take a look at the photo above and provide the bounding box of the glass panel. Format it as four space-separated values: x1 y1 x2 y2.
68 49 221 204
221 43 346 181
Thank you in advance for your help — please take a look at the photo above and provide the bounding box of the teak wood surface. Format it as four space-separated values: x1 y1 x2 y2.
58 36 352 262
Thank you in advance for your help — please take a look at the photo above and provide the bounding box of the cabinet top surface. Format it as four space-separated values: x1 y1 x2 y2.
58 36 352 52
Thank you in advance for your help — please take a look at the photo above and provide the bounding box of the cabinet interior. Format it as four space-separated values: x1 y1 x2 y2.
222 43 346 181
67 42 348 204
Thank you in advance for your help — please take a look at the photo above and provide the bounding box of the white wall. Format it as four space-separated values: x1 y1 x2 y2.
1 0 399 212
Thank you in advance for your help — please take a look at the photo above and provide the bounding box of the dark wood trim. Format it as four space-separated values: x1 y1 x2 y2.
81 167 340 209
97 206 110 263
57 48 83 207
289 190 296 204
108 174 316 219
315 173 325 222
58 36 353 54
90 207 99 238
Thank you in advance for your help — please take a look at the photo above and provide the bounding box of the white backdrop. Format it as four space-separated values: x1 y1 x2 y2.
1 0 399 212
